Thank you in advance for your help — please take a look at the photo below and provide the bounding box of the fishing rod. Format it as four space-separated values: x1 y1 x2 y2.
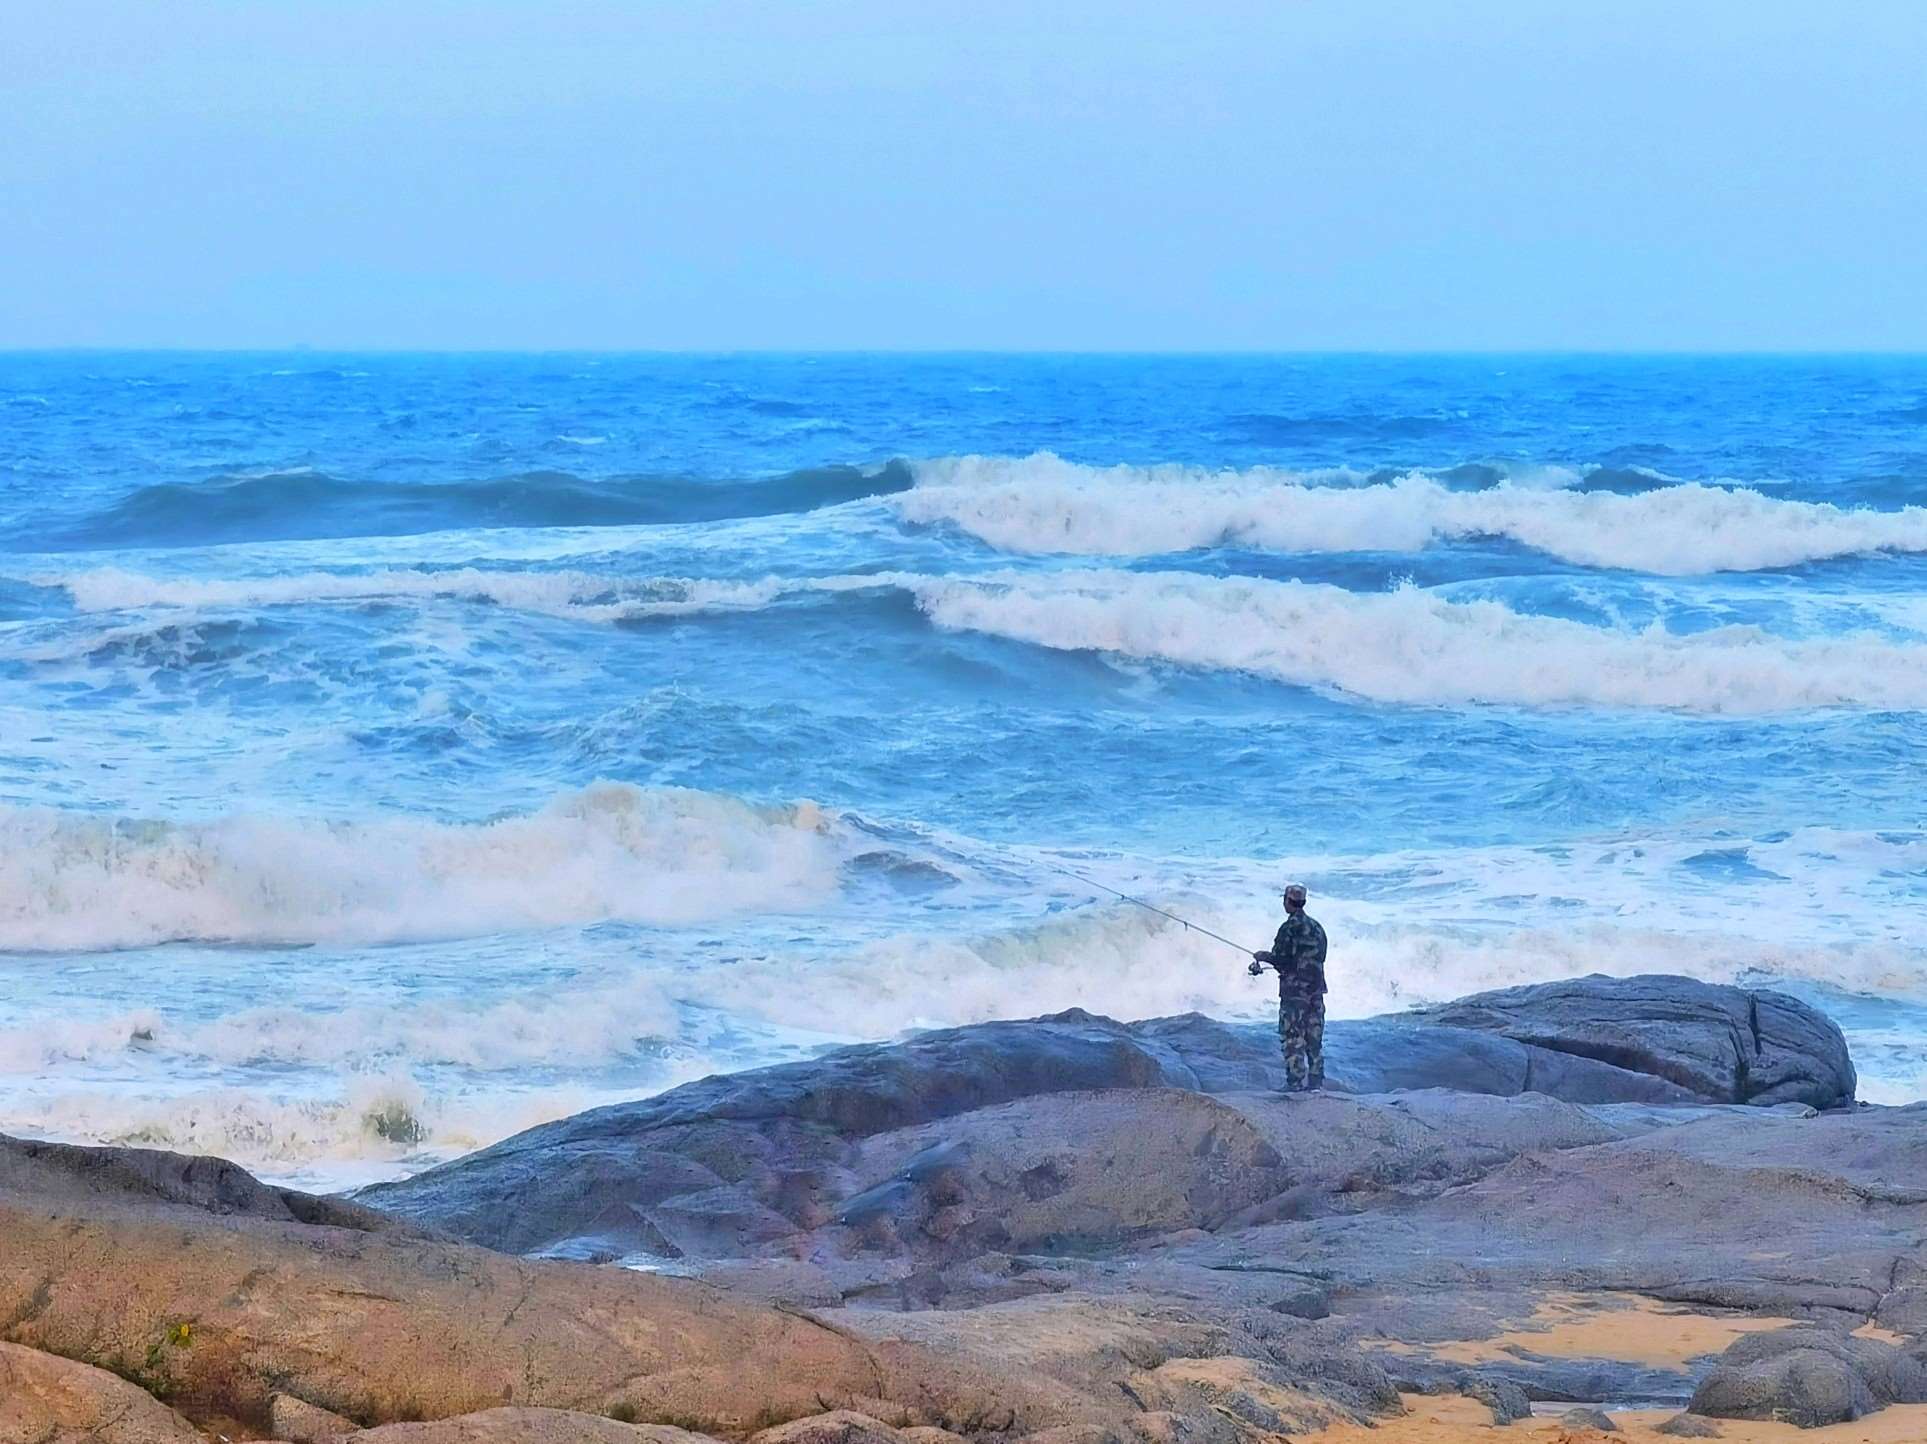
1048 863 1260 960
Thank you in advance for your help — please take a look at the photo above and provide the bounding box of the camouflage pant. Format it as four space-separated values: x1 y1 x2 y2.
1277 996 1326 1091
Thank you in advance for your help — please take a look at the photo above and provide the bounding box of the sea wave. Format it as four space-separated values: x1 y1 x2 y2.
45 564 1927 713
26 853 1905 1083
0 783 847 952
895 453 1927 573
37 460 914 550
899 569 1927 713
43 565 801 625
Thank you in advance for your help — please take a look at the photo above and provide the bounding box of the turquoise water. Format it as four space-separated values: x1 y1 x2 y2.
2 353 1924 1183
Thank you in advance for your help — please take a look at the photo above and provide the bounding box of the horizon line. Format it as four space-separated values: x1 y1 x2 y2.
6 345 1927 360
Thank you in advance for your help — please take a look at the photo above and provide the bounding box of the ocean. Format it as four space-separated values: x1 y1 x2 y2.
2 351 1924 1187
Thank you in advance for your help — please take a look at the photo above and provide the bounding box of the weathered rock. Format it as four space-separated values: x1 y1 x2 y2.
1655 1414 1724 1437
747 1412 909 1444
1410 974 1856 1108
1707 1326 1927 1405
363 998 1734 1260
357 1011 1195 1256
841 1294 1391 1437
0 1138 1053 1439
344 1409 723 1443
1390 1350 1696 1408
0 1132 405 1233
0 1341 203 1443
1559 1406 1619 1432
830 1085 1626 1274
1688 1346 1876 1427
273 1392 358 1441
1135 1012 1703 1104
1457 1372 1531 1424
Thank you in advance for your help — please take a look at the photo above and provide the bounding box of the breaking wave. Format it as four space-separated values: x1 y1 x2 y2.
895 454 1927 574
0 783 846 952
44 564 1927 713
898 569 1927 713
693 567 1927 714
37 461 913 550
0 1076 624 1183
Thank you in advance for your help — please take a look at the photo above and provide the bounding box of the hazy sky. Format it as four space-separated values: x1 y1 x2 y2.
6 1 1926 350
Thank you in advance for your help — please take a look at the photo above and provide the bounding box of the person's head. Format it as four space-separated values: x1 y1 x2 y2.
1283 883 1307 914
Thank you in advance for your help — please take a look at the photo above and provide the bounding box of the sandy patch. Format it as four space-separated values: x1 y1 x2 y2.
1308 1394 1927 1443
1366 1292 1797 1368
1853 1322 1909 1347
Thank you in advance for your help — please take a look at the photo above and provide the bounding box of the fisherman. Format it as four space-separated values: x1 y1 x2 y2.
1249 883 1327 1091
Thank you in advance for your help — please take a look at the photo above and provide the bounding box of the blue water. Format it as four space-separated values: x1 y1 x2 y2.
3 353 1925 1183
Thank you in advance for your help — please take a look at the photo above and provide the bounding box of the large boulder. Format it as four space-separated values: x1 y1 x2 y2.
1692 1327 1927 1413
1688 1347 1876 1427
365 985 1810 1258
1408 974 1856 1108
359 1011 1198 1253
0 1137 1047 1440
0 1341 204 1443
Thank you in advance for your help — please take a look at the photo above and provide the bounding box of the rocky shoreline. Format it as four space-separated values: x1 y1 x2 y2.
5 974 1925 1444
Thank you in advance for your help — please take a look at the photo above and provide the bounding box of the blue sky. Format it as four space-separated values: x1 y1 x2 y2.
5 1 1925 350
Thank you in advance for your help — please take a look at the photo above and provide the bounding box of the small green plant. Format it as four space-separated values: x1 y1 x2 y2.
133 1321 194 1398
607 1403 640 1424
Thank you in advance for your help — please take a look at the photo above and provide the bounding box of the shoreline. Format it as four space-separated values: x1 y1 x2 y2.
6 973 1923 1444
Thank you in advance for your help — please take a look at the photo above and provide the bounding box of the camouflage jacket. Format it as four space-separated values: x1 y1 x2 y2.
1263 912 1327 998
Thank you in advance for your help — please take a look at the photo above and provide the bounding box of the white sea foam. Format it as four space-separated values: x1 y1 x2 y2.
0 782 845 952
46 566 793 625
899 569 1927 713
896 453 1927 573
681 846 1927 1042
8 818 1922 1175
0 1075 633 1185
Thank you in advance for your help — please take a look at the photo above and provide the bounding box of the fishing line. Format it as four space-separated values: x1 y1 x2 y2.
1047 863 1260 959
